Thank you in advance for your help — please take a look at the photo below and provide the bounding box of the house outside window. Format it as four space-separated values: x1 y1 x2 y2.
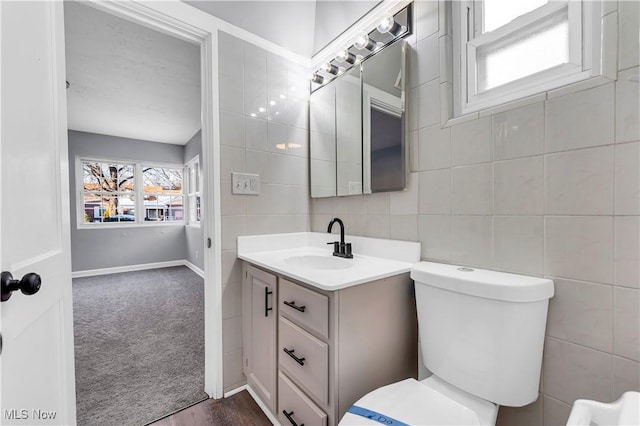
142 166 184 222
78 158 184 227
453 0 610 115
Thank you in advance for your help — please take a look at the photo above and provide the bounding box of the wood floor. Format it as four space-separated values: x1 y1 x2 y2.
148 391 271 426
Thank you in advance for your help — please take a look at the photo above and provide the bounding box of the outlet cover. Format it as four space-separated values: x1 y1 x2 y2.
232 172 260 195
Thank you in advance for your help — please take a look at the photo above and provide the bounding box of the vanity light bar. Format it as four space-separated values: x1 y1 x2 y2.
309 4 412 92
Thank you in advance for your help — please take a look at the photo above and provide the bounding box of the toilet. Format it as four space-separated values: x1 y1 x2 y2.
340 261 554 426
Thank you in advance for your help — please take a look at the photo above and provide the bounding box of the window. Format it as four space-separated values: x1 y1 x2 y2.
142 166 183 222
81 161 136 223
185 157 201 225
454 0 607 115
78 158 184 226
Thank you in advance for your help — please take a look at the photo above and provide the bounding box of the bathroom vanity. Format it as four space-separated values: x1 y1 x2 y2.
238 232 420 426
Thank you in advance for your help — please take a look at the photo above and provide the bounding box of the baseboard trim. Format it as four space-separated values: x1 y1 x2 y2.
223 384 247 398
183 260 205 278
246 385 279 426
72 260 194 278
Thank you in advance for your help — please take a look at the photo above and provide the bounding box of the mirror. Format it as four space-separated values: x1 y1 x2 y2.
363 40 406 193
309 39 407 198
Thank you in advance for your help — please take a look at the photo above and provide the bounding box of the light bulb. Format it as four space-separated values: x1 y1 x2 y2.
336 49 356 65
322 62 339 75
353 33 376 51
310 73 324 84
377 15 403 36
354 34 369 49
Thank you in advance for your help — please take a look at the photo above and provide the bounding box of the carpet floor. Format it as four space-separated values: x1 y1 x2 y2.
73 266 208 426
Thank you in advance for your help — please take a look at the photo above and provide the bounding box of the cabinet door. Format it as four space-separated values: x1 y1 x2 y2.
243 264 277 413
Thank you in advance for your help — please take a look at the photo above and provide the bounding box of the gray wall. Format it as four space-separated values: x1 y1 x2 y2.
310 2 640 426
68 130 188 272
184 130 204 270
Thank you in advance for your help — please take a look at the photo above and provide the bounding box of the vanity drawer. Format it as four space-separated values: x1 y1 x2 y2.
278 371 327 426
280 278 329 339
279 316 329 404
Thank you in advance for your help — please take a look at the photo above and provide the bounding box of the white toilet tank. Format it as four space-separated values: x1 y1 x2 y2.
411 262 554 408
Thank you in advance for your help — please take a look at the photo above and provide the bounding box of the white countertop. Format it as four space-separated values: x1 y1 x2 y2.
237 232 421 291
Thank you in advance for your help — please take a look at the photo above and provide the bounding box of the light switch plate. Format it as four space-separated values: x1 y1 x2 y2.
232 172 260 195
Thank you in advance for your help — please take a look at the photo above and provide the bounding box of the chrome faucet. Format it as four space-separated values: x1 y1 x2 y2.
327 217 353 258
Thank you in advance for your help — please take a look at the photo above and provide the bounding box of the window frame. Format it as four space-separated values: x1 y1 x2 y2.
453 0 605 116
76 156 186 229
185 155 201 227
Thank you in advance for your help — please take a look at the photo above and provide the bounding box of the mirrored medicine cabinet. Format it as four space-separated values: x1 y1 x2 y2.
310 38 408 198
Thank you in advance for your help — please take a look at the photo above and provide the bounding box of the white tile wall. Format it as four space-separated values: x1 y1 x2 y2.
494 156 544 215
390 173 419 215
418 124 451 171
493 102 544 161
545 146 614 215
418 214 451 261
451 116 493 166
414 34 440 86
615 68 640 143
545 84 615 153
219 31 310 391
542 396 572 426
545 216 613 284
618 0 640 70
543 338 612 405
493 216 543 275
451 215 492 266
613 356 640 399
614 216 640 288
453 163 493 214
614 142 640 215
418 79 440 129
613 286 640 361
418 169 451 214
546 278 613 352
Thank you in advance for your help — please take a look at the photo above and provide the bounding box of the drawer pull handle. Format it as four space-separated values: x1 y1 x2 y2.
283 410 304 426
283 347 305 366
264 287 273 317
284 300 306 312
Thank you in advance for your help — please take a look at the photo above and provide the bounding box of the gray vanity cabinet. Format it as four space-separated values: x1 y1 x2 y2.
242 262 418 426
242 263 278 413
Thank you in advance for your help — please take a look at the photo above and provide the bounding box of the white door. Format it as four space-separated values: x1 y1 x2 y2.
1 1 76 425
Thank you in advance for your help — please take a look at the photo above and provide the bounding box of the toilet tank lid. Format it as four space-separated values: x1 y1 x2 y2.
411 262 554 302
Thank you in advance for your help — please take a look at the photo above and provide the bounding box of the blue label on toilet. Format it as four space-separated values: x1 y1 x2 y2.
347 405 410 426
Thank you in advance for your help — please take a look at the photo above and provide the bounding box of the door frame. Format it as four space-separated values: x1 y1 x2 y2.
61 0 310 403
73 0 225 398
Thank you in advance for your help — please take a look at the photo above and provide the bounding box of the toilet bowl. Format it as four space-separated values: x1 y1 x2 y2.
339 262 554 426
340 376 498 426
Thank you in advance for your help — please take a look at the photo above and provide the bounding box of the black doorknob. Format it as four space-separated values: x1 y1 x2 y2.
1 271 41 302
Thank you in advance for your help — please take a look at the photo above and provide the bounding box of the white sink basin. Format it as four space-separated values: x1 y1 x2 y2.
284 254 353 270
237 233 421 290
567 391 640 425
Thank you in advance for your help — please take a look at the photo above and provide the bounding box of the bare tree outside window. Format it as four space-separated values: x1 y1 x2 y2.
81 160 184 224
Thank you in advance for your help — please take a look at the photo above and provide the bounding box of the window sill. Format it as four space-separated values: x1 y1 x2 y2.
77 222 186 230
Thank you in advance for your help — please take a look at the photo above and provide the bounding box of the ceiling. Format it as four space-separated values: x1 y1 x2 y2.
185 0 380 57
64 2 201 145
64 1 381 145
